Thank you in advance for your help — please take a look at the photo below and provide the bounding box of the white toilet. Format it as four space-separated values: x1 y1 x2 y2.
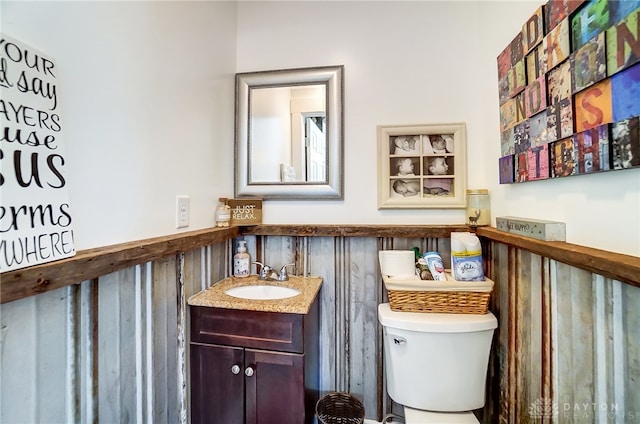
378 303 498 423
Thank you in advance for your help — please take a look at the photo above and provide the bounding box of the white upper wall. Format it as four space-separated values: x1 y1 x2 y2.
237 1 640 256
3 1 638 256
2 0 237 251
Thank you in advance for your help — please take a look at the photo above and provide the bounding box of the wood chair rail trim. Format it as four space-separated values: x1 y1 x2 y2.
1 225 637 304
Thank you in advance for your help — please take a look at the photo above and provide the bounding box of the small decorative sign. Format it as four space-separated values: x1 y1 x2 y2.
496 216 566 241
228 199 262 226
0 33 76 271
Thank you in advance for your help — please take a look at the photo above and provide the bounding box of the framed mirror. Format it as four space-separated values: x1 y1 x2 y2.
235 65 344 199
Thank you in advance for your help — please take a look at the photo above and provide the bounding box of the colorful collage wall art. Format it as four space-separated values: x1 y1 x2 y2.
498 0 640 184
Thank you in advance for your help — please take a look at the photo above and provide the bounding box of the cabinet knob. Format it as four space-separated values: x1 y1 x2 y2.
231 365 241 375
244 366 254 377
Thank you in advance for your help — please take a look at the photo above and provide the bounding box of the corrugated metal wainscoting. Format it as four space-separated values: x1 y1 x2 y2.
0 243 227 424
484 242 640 424
1 233 638 423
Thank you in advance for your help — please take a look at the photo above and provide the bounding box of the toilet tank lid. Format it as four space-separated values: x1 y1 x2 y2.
378 303 497 332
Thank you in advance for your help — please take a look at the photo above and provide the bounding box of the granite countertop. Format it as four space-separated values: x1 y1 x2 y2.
187 275 323 314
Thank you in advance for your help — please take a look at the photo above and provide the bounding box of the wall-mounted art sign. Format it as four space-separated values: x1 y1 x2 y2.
497 0 640 184
0 33 76 271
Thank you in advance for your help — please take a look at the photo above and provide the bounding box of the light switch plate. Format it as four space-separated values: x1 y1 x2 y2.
496 216 566 241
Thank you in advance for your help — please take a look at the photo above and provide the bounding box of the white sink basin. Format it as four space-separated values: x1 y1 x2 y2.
224 285 301 300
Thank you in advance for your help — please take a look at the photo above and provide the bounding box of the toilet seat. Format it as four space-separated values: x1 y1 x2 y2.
404 407 479 423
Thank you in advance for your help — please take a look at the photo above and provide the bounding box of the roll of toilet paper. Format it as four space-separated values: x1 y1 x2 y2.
378 250 416 278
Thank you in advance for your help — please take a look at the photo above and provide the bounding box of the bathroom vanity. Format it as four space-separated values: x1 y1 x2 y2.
188 276 322 424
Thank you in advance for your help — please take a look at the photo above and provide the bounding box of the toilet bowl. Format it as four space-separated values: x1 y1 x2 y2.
378 303 497 424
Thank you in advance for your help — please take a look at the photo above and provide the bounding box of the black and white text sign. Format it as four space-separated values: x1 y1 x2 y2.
0 33 76 272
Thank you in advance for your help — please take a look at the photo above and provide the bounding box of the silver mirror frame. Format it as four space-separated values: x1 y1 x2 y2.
235 65 344 200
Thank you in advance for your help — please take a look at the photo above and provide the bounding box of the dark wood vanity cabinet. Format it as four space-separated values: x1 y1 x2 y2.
189 298 319 424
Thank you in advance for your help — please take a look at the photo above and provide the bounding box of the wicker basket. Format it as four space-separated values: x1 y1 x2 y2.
383 273 493 314
316 392 365 424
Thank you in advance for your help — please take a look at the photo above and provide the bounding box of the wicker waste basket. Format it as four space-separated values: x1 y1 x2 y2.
316 392 365 424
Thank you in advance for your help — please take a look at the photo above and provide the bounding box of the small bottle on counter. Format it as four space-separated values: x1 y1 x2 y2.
233 240 250 278
466 189 491 227
215 197 231 227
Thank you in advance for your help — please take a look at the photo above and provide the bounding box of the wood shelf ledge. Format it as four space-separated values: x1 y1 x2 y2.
0 227 240 304
1 224 638 304
476 227 639 288
239 224 470 238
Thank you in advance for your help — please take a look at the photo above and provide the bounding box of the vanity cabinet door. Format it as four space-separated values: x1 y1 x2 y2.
190 343 244 424
244 349 305 424
189 298 319 423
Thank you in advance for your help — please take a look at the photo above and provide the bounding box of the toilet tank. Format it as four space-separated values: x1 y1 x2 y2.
378 303 497 412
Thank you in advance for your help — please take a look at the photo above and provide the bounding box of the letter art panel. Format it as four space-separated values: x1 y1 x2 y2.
510 32 525 66
499 74 511 105
606 8 640 76
516 152 529 182
527 144 551 181
530 109 550 146
509 59 527 97
545 19 571 70
547 60 573 105
523 6 545 54
526 44 547 83
497 45 512 80
574 78 612 132
559 98 575 138
525 75 548 117
575 124 611 173
500 98 517 132
611 116 640 169
551 137 578 177
545 0 570 32
571 31 607 93
501 127 515 156
514 120 531 154
611 61 640 122
571 0 612 50
499 155 515 184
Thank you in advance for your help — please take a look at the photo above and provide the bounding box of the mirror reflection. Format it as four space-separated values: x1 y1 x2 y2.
235 65 344 200
250 84 327 183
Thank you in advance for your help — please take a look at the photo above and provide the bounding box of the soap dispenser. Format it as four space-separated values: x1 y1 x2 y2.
233 240 250 278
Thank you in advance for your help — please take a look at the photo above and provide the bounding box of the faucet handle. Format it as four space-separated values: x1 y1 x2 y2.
278 264 295 281
253 262 270 280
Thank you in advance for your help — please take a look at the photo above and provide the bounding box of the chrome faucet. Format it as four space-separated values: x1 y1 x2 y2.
254 262 278 280
254 262 295 281
278 264 295 281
